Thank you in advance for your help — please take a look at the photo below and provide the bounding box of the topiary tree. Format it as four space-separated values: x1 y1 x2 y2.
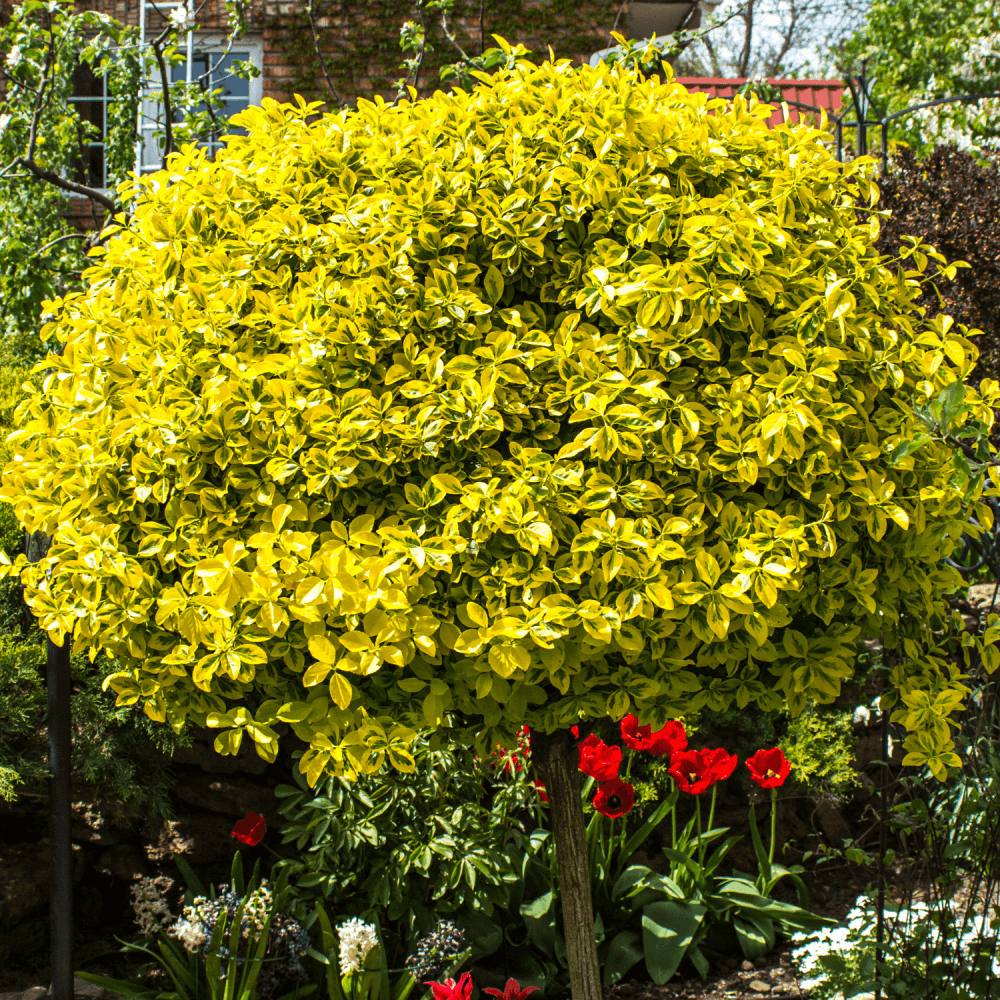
3 42 999 998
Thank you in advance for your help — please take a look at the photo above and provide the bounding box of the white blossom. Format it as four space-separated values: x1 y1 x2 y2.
791 893 1000 993
168 5 195 32
171 918 209 952
338 918 379 976
6 45 23 68
130 878 174 939
852 705 871 726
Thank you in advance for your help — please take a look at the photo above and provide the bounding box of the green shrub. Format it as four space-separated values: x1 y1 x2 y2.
1 43 997 799
779 704 859 799
271 731 537 967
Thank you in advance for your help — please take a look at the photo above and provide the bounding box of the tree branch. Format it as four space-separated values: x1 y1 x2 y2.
439 5 477 66
703 32 723 77
738 0 755 78
26 17 58 162
765 0 800 77
609 0 627 41
15 156 118 212
149 36 176 164
306 0 346 108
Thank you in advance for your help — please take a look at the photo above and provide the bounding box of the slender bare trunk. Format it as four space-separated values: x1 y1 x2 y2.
531 728 602 1000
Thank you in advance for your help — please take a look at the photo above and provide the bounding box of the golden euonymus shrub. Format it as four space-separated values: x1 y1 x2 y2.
3 49 998 785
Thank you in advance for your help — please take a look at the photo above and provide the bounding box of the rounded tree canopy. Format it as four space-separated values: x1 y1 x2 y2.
2 45 997 784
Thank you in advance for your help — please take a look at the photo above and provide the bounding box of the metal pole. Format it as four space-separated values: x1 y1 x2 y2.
186 0 193 86
875 694 889 1000
136 0 146 176
48 631 73 1000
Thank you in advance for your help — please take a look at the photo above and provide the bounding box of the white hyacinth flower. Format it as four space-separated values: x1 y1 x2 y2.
172 917 208 951
852 705 870 726
338 917 379 976
130 878 174 939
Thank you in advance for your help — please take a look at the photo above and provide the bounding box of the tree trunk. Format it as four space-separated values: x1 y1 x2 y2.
531 728 602 1000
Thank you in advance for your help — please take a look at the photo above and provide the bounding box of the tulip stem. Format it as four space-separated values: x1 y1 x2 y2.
695 792 703 869
769 787 778 870
699 784 717 868
619 750 635 867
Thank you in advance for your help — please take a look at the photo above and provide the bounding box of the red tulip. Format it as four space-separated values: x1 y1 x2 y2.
571 725 579 737
620 714 653 750
425 972 473 1000
593 777 635 818
668 749 717 795
705 747 738 782
746 747 791 788
482 979 540 1000
579 739 621 782
644 720 688 757
231 811 266 846
534 780 549 803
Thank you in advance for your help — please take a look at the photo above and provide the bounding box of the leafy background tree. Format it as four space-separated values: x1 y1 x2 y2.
0 0 257 829
836 0 1000 152
674 0 869 79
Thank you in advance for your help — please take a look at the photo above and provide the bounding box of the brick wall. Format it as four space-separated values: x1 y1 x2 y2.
257 0 622 107
3 0 627 229
54 0 622 107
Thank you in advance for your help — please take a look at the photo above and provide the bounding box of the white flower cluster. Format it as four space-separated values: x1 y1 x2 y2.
239 882 273 936
174 881 273 952
168 5 195 33
130 878 175 939
172 917 210 952
900 10 1000 155
957 29 1000 82
338 918 379 976
791 895 1000 998
6 44 22 68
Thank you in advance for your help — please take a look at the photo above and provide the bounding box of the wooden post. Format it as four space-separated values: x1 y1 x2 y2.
531 728 602 1000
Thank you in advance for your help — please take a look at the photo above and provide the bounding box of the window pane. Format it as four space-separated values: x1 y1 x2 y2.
72 62 104 100
215 53 250 99
74 145 105 189
71 97 104 135
171 50 251 143
71 61 106 188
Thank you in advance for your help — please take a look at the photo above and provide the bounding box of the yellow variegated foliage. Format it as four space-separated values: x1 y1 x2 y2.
1 47 997 786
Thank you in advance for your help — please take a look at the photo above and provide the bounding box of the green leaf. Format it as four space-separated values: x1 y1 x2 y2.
641 900 706 984
661 846 704 884
687 943 711 980
617 790 677 878
484 265 504 306
520 890 558 958
733 915 773 958
172 851 206 898
314 902 347 1000
603 930 644 987
747 803 771 883
72 971 162 999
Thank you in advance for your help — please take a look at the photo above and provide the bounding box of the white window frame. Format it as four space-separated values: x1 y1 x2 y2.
137 32 264 176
